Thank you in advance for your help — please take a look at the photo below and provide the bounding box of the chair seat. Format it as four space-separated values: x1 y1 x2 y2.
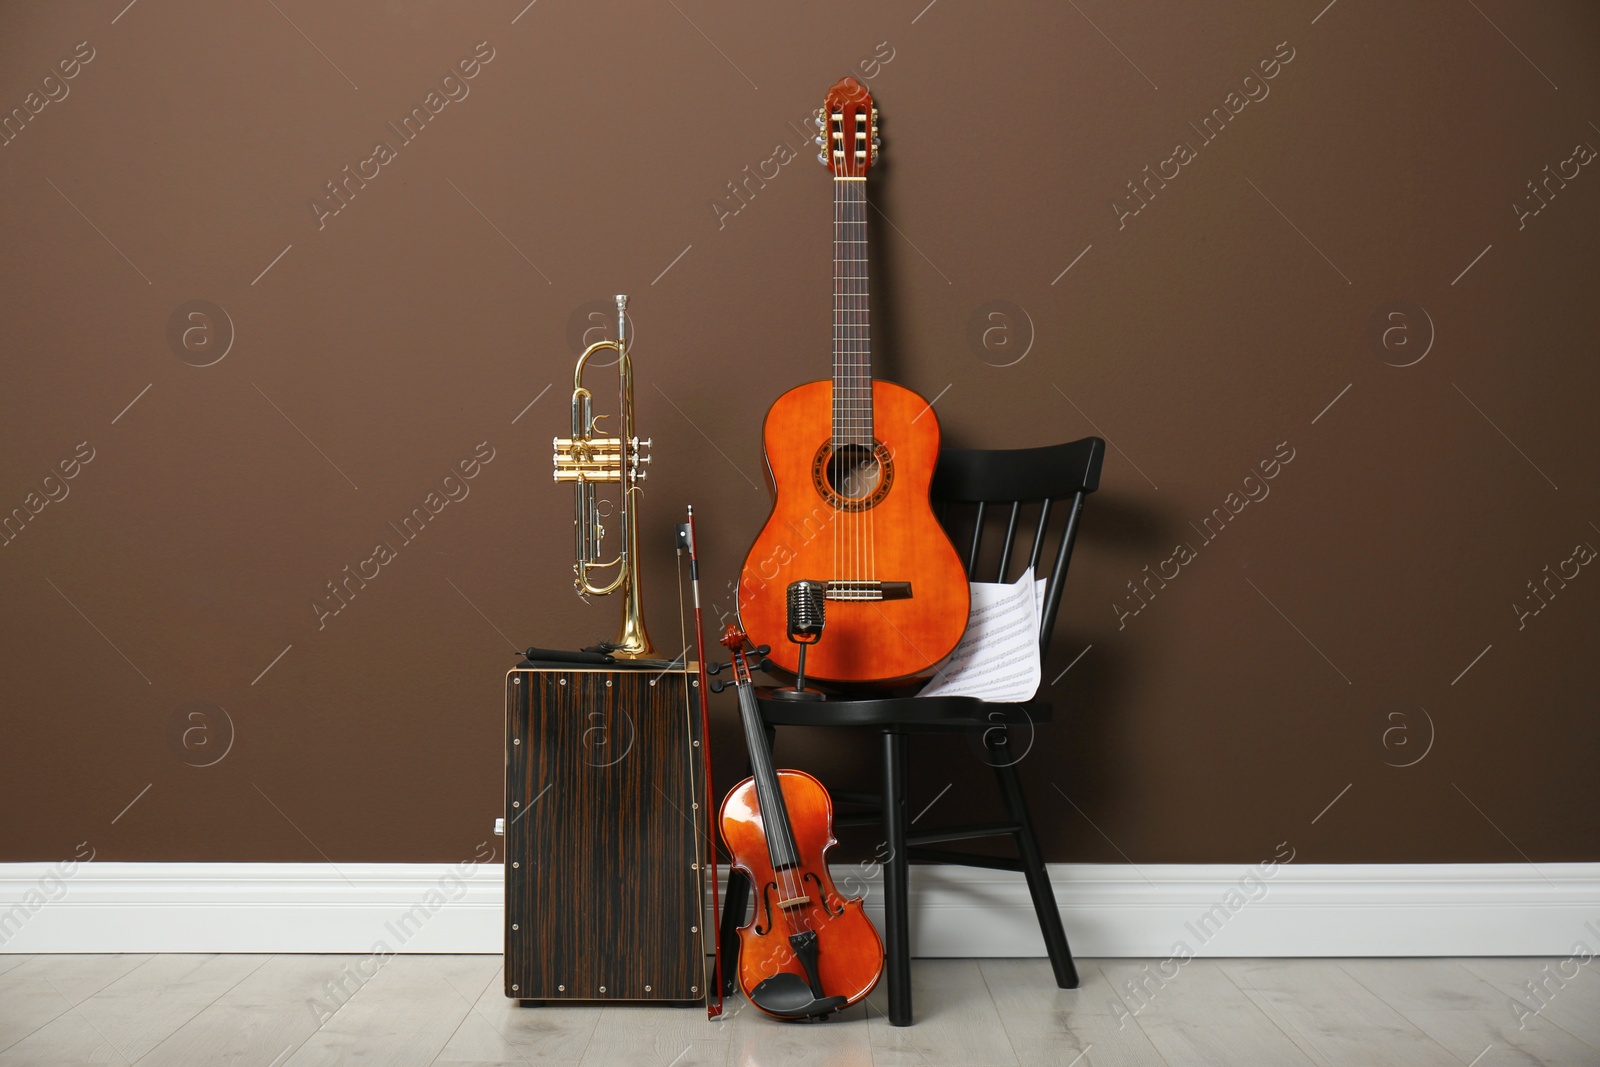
755 688 1052 730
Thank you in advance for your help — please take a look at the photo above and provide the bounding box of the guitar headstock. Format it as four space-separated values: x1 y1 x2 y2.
816 77 879 178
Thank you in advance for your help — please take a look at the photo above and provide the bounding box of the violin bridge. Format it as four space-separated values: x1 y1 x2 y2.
775 894 813 910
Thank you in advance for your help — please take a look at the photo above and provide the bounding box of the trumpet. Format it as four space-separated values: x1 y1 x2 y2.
552 294 656 659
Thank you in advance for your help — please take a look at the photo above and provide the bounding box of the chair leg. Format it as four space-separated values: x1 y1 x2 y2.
882 729 913 1025
987 732 1080 989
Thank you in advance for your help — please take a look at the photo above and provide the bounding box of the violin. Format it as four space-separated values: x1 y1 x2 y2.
717 625 883 1018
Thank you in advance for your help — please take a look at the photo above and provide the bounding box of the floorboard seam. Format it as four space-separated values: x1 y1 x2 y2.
128 954 278 1065
1214 963 1324 1065
1332 959 1477 1067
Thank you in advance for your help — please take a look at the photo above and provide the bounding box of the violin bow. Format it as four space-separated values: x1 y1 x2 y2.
679 505 724 1018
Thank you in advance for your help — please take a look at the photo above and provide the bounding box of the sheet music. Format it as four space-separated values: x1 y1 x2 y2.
916 567 1043 702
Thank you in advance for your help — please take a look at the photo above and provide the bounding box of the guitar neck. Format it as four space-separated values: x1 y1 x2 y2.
833 176 873 448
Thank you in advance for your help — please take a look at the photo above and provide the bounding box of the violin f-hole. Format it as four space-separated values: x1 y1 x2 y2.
755 880 780 936
803 870 845 917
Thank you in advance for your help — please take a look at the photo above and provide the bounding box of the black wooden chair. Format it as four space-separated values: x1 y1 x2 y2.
720 436 1105 1026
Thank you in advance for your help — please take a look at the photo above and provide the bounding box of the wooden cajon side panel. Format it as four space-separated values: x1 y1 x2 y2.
505 669 705 1002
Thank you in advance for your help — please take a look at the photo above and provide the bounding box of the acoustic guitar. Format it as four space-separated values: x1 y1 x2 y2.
738 77 969 685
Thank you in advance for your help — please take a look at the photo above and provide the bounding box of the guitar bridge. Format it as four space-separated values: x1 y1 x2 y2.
825 581 911 601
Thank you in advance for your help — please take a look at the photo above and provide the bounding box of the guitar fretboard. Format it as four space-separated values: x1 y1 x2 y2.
833 177 872 449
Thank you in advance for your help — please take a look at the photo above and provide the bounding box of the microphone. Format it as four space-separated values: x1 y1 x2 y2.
773 579 827 701
786 579 826 643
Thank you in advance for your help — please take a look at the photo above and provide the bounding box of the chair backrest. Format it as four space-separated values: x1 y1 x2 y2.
930 438 1105 653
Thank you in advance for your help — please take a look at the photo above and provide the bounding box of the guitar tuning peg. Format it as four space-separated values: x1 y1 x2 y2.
814 110 824 129
814 134 825 148
817 152 828 166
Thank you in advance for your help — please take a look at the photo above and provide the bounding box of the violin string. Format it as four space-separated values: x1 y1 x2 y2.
762 639 813 937
742 639 804 937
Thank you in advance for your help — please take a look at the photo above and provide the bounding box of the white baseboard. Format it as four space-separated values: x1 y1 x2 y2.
3 861 1596 956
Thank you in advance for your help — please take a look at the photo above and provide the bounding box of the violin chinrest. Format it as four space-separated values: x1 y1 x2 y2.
749 972 849 1020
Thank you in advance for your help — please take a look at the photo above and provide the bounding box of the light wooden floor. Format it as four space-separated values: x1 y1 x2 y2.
0 954 1596 1066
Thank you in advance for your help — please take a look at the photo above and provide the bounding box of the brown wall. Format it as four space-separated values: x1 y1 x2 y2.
2 0 1596 868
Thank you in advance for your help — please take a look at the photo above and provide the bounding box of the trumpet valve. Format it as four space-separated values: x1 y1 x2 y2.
554 435 626 481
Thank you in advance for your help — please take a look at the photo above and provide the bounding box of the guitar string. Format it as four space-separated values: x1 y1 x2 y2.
843 158 870 596
858 162 866 595
845 139 856 598
845 157 858 598
848 164 857 586
837 129 848 604
856 170 875 592
838 153 851 607
853 166 863 594
833 137 876 605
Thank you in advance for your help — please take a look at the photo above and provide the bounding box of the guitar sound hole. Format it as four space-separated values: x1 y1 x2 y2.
812 440 895 512
828 445 881 500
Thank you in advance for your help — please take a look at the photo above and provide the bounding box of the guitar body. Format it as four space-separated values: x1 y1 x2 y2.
720 768 882 1012
739 378 970 683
